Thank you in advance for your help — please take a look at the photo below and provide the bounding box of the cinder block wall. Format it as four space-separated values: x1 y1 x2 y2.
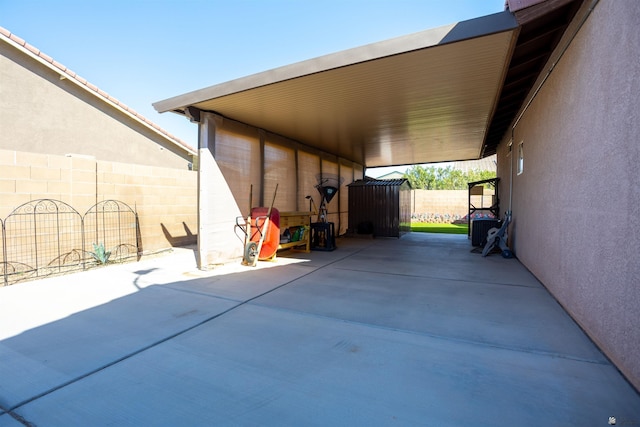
0 148 197 253
412 189 495 222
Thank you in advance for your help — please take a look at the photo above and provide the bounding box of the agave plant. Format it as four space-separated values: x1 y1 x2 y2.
90 243 112 265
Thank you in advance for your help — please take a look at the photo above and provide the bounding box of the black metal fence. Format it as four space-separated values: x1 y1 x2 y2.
1 199 139 286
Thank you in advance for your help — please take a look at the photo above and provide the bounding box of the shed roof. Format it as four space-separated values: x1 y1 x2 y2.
154 0 582 167
349 178 410 188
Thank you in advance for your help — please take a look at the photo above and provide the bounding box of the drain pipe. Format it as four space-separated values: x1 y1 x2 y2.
508 0 600 214
509 132 514 213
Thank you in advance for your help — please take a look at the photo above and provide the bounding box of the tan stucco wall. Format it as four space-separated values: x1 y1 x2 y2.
0 149 197 252
0 40 194 169
496 0 640 390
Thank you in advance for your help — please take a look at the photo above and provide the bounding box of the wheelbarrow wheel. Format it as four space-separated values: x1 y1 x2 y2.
245 242 258 264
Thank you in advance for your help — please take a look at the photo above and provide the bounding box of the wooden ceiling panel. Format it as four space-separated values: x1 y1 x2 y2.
189 31 516 167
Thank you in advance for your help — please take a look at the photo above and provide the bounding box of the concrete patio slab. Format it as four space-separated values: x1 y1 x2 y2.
339 234 543 287
8 303 639 426
254 266 607 361
0 233 638 426
0 413 23 427
0 277 239 409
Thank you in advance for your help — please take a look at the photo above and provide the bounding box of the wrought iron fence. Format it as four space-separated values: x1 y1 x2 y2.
84 200 139 263
1 199 139 286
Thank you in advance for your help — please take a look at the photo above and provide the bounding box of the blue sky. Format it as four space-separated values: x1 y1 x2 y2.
1 0 505 174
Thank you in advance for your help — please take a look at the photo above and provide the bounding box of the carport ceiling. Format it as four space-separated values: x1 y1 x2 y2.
155 12 522 168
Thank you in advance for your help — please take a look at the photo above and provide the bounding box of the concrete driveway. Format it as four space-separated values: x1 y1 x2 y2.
1 233 638 426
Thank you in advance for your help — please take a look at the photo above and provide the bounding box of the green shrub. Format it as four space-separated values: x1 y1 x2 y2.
90 243 112 264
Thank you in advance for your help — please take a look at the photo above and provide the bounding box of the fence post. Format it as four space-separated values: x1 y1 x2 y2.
1 218 6 287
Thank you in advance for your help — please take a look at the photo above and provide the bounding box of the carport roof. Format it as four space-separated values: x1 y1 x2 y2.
153 0 582 168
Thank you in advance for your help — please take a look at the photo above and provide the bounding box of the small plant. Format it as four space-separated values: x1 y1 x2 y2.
90 243 112 265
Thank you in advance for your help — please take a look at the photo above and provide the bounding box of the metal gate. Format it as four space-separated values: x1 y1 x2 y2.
1 199 139 286
83 200 139 264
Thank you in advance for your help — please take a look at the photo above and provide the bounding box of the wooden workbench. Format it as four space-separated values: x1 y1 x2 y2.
278 211 311 253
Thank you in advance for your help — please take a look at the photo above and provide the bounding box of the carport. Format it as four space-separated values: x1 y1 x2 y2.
2 3 639 423
154 0 584 268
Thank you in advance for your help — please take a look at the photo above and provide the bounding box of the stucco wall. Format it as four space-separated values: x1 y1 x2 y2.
0 40 194 169
497 0 640 390
0 148 197 252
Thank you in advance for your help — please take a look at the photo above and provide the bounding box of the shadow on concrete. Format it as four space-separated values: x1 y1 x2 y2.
160 222 197 248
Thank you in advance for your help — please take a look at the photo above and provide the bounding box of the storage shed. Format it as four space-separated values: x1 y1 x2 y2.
348 178 412 238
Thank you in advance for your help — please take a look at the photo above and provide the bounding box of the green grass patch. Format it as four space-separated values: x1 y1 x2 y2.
411 223 469 234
